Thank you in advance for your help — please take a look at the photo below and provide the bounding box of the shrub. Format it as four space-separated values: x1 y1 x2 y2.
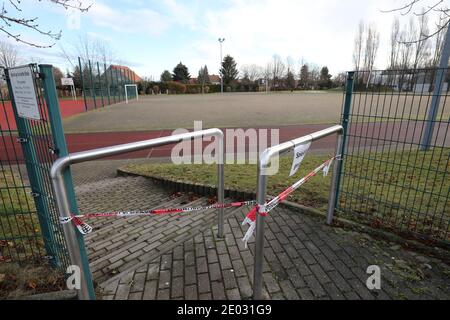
207 84 221 93
185 84 203 94
152 85 160 94
204 86 210 93
166 81 186 94
137 81 148 95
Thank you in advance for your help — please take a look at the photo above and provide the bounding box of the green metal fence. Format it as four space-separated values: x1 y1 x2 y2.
0 64 76 271
336 68 450 244
78 57 137 111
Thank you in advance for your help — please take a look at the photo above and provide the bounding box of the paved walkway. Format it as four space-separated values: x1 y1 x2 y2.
71 160 450 300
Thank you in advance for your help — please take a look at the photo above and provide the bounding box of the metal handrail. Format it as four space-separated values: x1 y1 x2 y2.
51 128 225 300
252 124 344 299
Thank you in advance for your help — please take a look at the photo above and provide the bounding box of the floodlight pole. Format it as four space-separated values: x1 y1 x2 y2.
218 38 225 93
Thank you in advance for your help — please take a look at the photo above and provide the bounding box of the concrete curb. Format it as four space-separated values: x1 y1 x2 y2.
117 168 450 264
14 289 77 300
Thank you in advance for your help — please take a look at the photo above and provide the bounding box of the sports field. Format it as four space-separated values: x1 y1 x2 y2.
62 92 344 133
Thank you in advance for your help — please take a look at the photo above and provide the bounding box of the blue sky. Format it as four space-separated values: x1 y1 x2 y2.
4 0 443 79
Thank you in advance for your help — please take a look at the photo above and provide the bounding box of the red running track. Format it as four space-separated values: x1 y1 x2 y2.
0 124 336 162
0 99 86 131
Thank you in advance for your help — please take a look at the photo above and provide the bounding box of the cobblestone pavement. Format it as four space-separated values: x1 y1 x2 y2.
72 160 450 300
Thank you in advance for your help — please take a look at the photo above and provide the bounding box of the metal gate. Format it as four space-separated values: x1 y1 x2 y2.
335 68 450 244
0 64 90 280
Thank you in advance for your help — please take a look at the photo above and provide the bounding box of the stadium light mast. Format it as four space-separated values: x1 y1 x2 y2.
218 38 225 93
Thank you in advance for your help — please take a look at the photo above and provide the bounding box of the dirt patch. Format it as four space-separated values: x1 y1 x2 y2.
0 261 65 299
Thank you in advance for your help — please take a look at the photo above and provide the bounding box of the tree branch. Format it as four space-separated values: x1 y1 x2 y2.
0 0 91 48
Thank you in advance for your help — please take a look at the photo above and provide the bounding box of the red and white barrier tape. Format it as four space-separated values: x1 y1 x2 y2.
60 200 257 235
241 155 338 247
60 155 338 241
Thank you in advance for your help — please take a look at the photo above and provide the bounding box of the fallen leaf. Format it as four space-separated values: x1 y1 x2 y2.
27 280 37 290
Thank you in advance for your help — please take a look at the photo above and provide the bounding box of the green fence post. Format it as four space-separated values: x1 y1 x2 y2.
116 70 122 102
104 63 111 106
334 71 354 210
96 62 104 107
78 57 88 111
4 66 57 265
109 65 116 103
88 60 97 109
39 64 96 300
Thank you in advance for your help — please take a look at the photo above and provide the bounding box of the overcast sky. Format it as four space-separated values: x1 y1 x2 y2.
7 0 445 79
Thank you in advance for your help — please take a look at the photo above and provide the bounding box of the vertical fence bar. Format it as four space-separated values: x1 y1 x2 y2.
104 63 111 106
88 60 97 109
78 57 88 112
115 67 121 102
334 71 354 210
109 65 116 103
111 69 120 103
96 62 104 107
40 64 96 300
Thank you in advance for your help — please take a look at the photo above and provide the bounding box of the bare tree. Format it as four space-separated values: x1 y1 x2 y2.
262 62 272 91
271 54 286 89
60 34 117 68
399 19 416 69
286 56 295 73
389 18 401 69
353 21 365 71
0 0 91 48
412 10 431 69
428 16 447 67
240 64 263 82
333 72 347 87
382 0 449 41
94 39 117 66
0 40 19 67
363 23 380 72
309 65 320 89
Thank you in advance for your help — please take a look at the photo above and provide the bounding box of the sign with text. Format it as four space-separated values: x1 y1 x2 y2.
9 66 40 120
61 77 74 86
289 141 311 176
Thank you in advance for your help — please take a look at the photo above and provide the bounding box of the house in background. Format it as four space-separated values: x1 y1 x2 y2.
103 65 142 83
188 74 221 85
208 74 221 85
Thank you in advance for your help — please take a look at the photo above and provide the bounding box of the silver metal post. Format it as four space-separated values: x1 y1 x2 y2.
217 132 225 238
252 125 343 299
51 128 224 300
253 162 267 300
327 133 343 225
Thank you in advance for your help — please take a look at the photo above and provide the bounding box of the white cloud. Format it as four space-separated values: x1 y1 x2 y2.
86 2 171 36
174 0 446 76
36 0 447 78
